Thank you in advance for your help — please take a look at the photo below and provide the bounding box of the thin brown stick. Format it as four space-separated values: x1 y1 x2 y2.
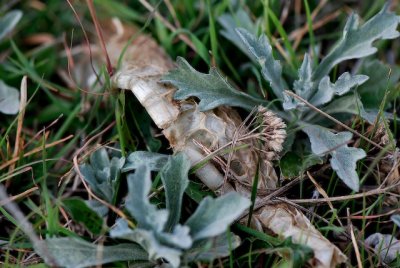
279 178 400 204
1 166 32 183
8 76 28 177
86 0 113 76
65 0 101 82
0 135 74 171
350 206 400 220
251 177 302 212
0 186 38 206
307 171 344 227
164 0 181 28
285 90 385 150
348 208 363 268
138 0 197 53
62 31 77 89
23 114 63 149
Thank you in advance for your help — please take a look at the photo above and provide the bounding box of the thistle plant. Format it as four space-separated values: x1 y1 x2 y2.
164 3 400 192
38 150 250 268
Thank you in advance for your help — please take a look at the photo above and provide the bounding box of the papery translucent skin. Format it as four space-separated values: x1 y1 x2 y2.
105 20 346 268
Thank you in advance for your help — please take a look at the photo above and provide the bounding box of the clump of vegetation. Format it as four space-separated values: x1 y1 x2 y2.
1 1 400 267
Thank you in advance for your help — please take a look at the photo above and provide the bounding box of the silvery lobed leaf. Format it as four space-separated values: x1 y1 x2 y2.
236 28 287 99
157 224 192 250
79 148 125 203
184 232 241 262
123 151 170 173
365 233 400 264
109 156 125 183
283 54 313 110
162 57 262 111
185 192 250 241
294 54 314 99
313 4 400 82
0 80 19 115
110 219 182 268
125 165 168 232
160 153 190 230
0 10 23 42
40 237 148 268
310 72 369 107
80 164 113 202
218 10 259 59
90 148 111 171
303 125 366 191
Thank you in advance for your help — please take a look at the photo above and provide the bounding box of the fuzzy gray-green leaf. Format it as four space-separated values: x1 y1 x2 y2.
313 4 400 81
79 148 125 203
185 192 250 241
123 151 170 173
310 72 369 107
218 10 259 59
283 54 313 110
41 237 148 268
236 28 287 99
0 10 23 42
125 165 168 232
303 125 366 191
161 153 190 230
110 219 183 268
294 54 313 99
0 80 19 115
162 57 262 111
157 224 192 249
365 233 400 264
184 232 241 262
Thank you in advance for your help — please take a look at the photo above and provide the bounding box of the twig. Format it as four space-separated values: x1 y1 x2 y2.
0 186 38 206
65 0 101 82
0 166 32 184
347 208 363 268
307 171 344 228
23 114 63 149
86 0 113 76
0 135 74 171
8 76 28 177
138 0 197 53
164 0 181 28
281 180 400 204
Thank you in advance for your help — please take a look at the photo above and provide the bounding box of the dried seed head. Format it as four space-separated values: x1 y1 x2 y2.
255 106 286 160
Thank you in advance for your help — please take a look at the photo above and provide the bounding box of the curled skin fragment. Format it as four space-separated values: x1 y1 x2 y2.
257 203 347 268
100 19 346 267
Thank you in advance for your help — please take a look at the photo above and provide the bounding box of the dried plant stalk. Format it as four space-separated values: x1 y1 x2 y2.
101 20 346 267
